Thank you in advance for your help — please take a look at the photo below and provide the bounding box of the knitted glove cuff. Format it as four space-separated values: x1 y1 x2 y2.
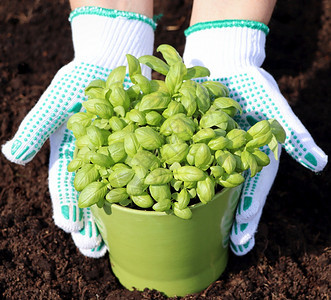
69 6 157 29
184 19 269 36
183 20 268 74
69 6 155 71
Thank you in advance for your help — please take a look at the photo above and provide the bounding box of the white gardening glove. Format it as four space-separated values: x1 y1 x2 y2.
2 6 155 258
183 20 328 255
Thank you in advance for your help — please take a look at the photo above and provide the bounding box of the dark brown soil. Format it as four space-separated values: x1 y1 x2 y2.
0 1 330 299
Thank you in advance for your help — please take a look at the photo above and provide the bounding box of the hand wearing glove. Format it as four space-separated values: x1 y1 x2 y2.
2 6 155 258
183 19 328 255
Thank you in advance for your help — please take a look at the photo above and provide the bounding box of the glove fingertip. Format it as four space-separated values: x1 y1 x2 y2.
297 147 328 173
78 241 108 258
71 229 102 250
1 140 30 165
230 237 255 256
52 204 85 235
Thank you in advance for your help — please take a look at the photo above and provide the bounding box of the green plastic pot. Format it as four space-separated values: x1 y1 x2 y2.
91 184 242 297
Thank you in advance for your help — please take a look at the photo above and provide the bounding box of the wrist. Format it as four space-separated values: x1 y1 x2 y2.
183 20 268 75
70 0 154 19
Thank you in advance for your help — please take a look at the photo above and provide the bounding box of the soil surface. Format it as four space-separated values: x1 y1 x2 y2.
0 1 330 299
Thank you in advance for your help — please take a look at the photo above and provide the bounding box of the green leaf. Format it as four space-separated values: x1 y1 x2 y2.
109 87 130 111
165 61 187 95
127 84 141 100
94 103 114 119
233 152 245 172
213 97 242 116
67 112 93 130
82 99 111 115
139 55 170 75
208 136 230 151
106 66 127 87
184 179 197 188
113 105 126 118
108 167 135 188
144 168 173 185
105 188 129 203
92 118 110 130
149 184 171 201
67 158 83 172
218 173 245 188
126 54 142 79
135 126 164 151
153 199 172 212
96 197 105 208
131 74 151 94
126 175 148 196
217 151 237 174
201 81 229 98
160 113 196 141
162 101 185 119
268 119 286 143
196 176 215 204
252 149 270 166
241 150 259 176
112 163 131 171
226 129 248 149
145 111 163 126
109 116 127 132
194 143 213 170
70 123 87 138
188 188 197 199
78 182 108 208
108 124 135 145
85 79 106 90
177 188 190 209
196 83 210 113
76 135 92 149
130 150 160 170
247 120 271 138
192 128 217 144
172 180 182 191
157 44 182 66
210 166 224 178
131 193 154 208
245 132 273 151
149 80 169 93
183 66 210 80
268 135 280 160
179 87 197 117
76 146 92 160
86 78 106 88
132 164 148 178
90 152 113 168
139 91 171 111
126 109 146 126
124 132 141 157
173 203 192 220
74 164 100 191
200 110 228 129
85 87 106 100
84 79 106 99
173 166 206 182
87 125 109 148
108 142 127 163
160 142 189 164
119 198 132 206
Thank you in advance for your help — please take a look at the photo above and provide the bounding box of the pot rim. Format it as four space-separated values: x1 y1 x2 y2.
100 186 235 217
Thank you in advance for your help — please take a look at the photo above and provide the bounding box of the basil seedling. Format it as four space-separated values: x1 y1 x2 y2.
67 44 286 219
